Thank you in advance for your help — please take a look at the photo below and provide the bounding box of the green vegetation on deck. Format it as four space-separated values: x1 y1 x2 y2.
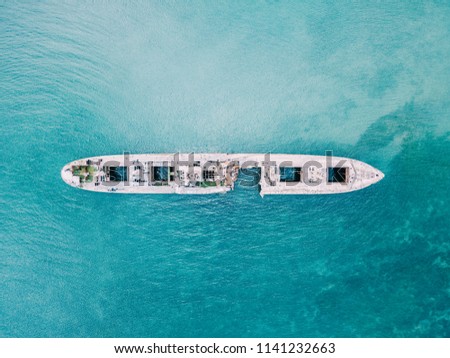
72 165 96 183
201 181 216 187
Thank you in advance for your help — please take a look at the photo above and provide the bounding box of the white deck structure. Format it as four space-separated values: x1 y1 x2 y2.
61 153 384 196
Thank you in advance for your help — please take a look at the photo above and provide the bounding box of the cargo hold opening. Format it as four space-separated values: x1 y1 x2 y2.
327 167 348 183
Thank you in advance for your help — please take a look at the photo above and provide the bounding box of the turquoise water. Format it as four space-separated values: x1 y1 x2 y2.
1 2 450 337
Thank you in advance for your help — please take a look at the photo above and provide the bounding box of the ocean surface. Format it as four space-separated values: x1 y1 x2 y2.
1 1 450 337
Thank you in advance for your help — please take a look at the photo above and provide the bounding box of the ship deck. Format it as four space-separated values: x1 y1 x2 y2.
61 153 384 195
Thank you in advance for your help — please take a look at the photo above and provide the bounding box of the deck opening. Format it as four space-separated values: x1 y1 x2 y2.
280 167 302 182
153 166 169 181
327 167 348 183
109 166 128 182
